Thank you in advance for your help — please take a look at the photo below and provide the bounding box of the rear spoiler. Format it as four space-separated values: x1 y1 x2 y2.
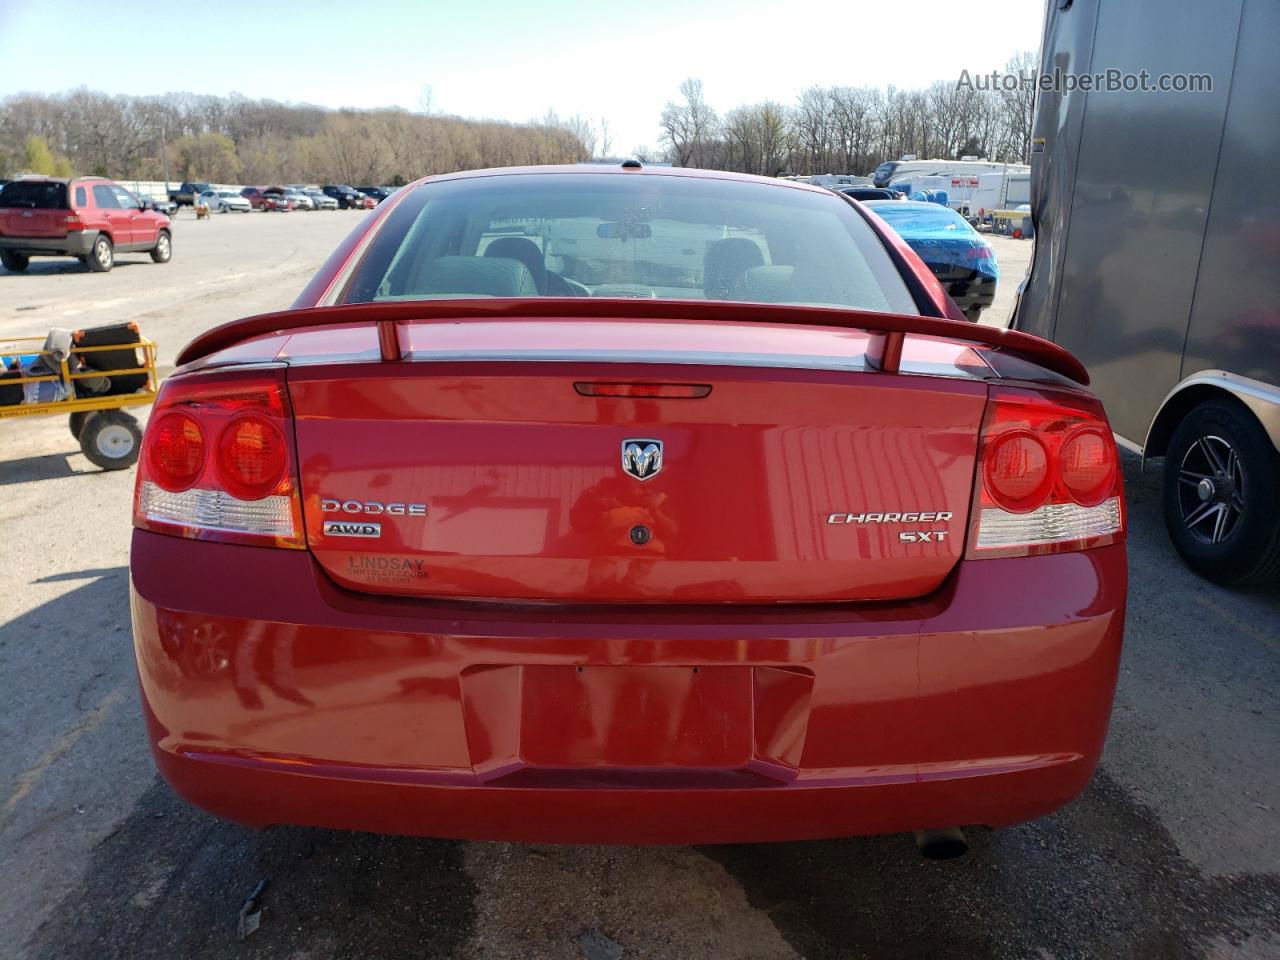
175 298 1089 385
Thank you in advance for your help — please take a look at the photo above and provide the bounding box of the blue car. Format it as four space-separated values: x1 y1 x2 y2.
863 200 998 321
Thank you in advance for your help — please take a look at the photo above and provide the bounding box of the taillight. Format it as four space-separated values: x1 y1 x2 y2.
217 415 287 499
133 368 304 548
966 386 1124 558
573 382 712 398
64 215 84 232
147 412 206 491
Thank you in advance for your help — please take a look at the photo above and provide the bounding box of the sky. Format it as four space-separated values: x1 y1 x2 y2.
0 0 1043 154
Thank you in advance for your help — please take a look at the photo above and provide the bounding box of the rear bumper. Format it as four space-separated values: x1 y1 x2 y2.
130 531 1126 844
943 274 997 311
0 232 95 256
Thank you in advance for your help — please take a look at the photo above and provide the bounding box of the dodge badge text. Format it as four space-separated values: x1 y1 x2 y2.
320 499 427 516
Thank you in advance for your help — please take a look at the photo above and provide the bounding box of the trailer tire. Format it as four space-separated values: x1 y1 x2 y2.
1162 398 1280 585
69 411 88 439
79 409 141 470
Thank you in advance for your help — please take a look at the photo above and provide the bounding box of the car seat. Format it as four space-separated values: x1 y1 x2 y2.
703 238 765 301
409 256 539 298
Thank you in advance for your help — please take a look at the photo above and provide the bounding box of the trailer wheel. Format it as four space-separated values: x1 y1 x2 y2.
79 410 141 470
1162 398 1280 584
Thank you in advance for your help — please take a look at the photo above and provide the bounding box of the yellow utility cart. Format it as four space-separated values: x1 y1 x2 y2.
0 323 157 470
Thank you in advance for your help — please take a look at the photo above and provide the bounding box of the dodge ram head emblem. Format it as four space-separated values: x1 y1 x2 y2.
621 439 663 481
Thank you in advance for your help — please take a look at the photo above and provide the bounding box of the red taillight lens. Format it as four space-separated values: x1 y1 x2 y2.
217 415 287 499
967 387 1125 558
134 369 303 549
983 430 1050 512
1059 427 1117 506
64 215 84 232
147 412 206 491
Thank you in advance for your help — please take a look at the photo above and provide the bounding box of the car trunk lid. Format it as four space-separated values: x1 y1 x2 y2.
284 318 990 604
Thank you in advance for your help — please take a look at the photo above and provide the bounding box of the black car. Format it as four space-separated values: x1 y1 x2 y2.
355 186 395 203
142 196 179 216
322 185 362 209
837 187 905 201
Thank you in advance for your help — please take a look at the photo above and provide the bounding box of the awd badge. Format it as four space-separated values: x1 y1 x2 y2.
322 520 382 538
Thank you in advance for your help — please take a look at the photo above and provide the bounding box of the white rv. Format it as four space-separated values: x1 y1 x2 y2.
872 157 1028 189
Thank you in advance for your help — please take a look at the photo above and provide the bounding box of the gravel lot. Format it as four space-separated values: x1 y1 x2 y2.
0 211 1276 960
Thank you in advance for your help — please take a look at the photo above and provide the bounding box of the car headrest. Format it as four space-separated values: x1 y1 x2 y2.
484 237 546 293
703 238 765 300
414 256 539 298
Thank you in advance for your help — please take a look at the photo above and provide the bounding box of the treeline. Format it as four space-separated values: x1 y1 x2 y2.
0 89 591 185
659 53 1037 176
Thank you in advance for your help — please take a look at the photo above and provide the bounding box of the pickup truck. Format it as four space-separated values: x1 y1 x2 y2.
168 182 213 207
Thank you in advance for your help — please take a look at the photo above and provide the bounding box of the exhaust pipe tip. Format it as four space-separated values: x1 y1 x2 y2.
913 827 968 860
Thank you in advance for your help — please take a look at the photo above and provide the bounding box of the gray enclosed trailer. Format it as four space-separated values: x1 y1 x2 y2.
1015 0 1280 584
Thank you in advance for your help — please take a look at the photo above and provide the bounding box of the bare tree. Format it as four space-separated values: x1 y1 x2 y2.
564 114 597 158
656 57 1035 177
598 117 612 159
661 78 719 167
998 50 1038 162
0 89 594 182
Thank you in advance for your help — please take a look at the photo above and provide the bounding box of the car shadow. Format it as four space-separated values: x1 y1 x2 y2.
24 781 479 960
0 451 86 485
1 259 149 277
699 768 1280 960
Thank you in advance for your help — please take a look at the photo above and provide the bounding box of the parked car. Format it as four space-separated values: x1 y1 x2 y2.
0 176 172 273
322 184 362 209
864 199 997 322
168 181 212 207
142 196 179 216
837 187 904 201
303 188 338 210
263 187 299 212
356 186 394 203
284 189 314 210
130 164 1125 851
198 190 252 214
241 187 290 212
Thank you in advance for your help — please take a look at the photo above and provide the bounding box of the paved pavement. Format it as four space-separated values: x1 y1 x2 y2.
0 212 1275 960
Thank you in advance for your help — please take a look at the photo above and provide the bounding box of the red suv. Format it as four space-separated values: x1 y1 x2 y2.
130 166 1126 852
0 177 172 273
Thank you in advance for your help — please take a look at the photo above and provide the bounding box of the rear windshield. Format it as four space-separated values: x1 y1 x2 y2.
0 181 68 209
868 203 976 235
340 173 919 313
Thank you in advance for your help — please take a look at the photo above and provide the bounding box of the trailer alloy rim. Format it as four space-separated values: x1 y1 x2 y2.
1177 434 1245 545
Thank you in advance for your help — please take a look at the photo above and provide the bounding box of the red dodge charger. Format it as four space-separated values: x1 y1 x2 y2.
129 165 1126 852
